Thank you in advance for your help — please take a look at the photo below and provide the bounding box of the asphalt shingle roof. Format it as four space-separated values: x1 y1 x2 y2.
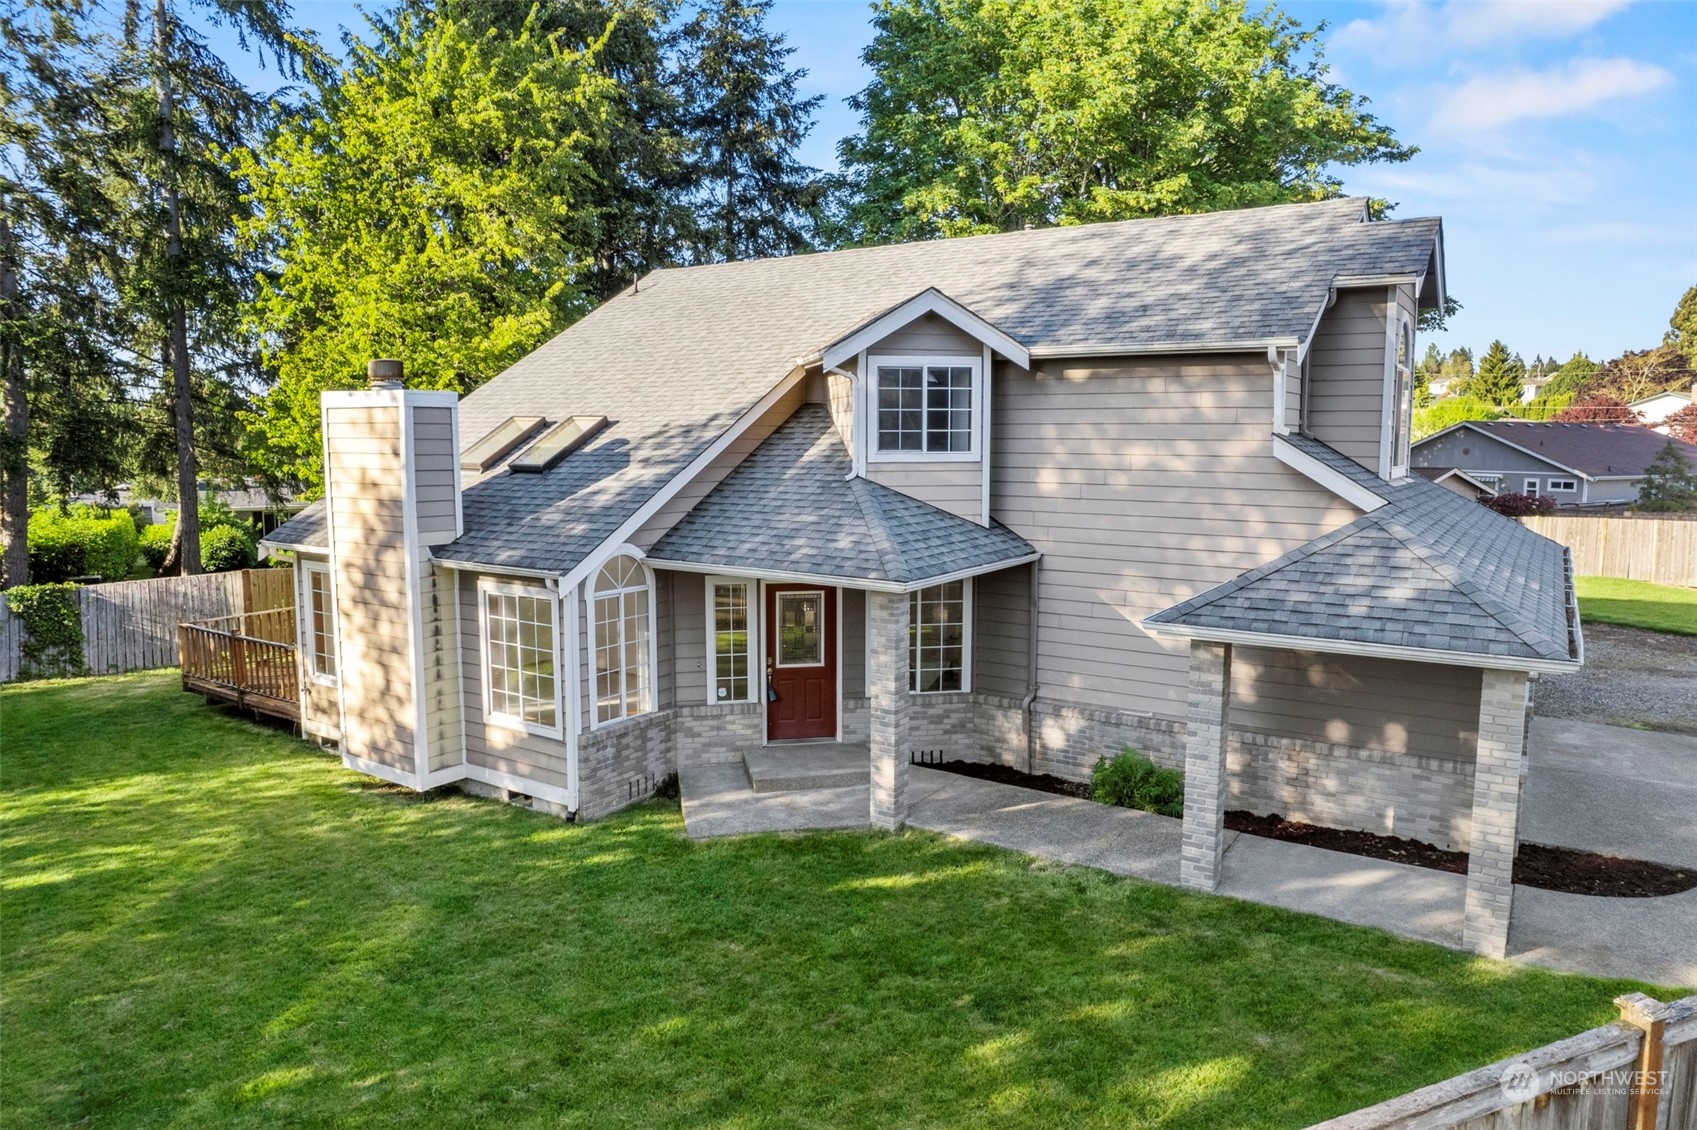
1146 435 1580 666
1417 420 1697 479
647 406 1035 585
265 499 326 550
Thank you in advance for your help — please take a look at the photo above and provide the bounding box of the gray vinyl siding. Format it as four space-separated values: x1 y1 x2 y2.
1284 362 1303 433
973 563 1031 698
458 570 570 789
1231 648 1482 761
1413 429 1580 480
667 569 708 705
654 568 676 709
422 563 462 772
992 354 1361 716
1306 287 1389 472
841 587 866 697
324 404 417 773
866 313 988 522
411 405 459 543
631 381 807 550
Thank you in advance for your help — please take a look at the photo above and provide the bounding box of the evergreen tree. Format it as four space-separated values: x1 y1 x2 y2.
1470 340 1526 408
677 0 822 262
1666 284 1697 368
1413 342 1441 408
1635 439 1697 513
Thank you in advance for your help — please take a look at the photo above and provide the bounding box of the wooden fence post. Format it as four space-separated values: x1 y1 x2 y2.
1618 992 1670 1130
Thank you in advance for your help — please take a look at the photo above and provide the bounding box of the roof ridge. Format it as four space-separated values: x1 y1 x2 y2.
847 476 908 584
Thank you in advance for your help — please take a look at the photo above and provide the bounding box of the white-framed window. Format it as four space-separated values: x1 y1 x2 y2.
1389 320 1414 476
593 555 652 725
871 356 980 459
1523 478 1541 495
301 559 337 683
910 579 970 693
480 581 560 735
706 577 754 703
1548 478 1577 492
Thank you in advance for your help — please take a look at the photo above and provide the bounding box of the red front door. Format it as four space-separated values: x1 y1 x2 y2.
765 585 837 741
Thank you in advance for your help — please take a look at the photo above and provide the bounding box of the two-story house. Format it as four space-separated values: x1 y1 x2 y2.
262 198 1581 958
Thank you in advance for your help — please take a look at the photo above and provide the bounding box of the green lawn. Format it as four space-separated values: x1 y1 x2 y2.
1 674 1672 1129
1575 575 1697 635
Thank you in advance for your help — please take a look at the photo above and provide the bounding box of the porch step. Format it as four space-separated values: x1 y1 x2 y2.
744 744 870 793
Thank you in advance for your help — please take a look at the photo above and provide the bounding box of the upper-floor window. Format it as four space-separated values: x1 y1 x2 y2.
594 555 651 724
873 358 979 457
482 582 559 734
1389 321 1414 475
301 560 337 683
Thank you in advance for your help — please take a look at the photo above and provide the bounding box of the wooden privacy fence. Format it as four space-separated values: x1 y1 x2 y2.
179 606 300 721
1521 515 1697 587
1312 992 1696 1130
0 567 293 682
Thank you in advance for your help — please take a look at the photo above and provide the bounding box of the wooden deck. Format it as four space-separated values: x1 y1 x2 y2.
178 607 300 722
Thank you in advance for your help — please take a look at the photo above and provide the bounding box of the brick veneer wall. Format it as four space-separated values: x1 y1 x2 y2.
675 703 762 767
577 710 675 821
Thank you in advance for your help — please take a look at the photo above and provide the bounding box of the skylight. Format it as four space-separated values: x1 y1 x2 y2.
509 416 609 474
460 416 547 473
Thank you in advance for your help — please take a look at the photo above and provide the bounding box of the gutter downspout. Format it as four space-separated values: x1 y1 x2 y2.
1022 558 1041 774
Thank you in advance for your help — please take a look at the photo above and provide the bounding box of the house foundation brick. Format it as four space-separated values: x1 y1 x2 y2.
1464 668 1530 958
576 710 675 822
867 590 911 830
674 703 762 767
908 692 975 761
1180 641 1232 891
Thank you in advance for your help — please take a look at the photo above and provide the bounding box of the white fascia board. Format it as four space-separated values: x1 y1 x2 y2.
430 558 563 582
1140 620 1581 674
1028 337 1299 360
259 538 326 555
1333 273 1421 289
822 288 1031 371
643 557 906 593
905 552 1041 592
1272 435 1388 513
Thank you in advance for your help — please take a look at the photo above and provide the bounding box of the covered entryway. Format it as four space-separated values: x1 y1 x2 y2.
765 584 837 741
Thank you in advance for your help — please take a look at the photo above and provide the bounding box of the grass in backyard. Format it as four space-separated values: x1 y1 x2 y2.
1 674 1674 1129
1575 575 1697 635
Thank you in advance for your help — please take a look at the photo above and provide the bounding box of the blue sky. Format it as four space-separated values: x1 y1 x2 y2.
210 0 1696 365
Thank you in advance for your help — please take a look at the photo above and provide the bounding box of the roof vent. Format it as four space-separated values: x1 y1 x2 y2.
368 358 403 390
510 416 609 473
461 416 548 473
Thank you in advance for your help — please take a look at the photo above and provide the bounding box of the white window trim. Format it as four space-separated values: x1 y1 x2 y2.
1524 478 1541 495
910 577 972 695
865 353 984 463
772 589 828 668
1548 479 1577 492
1386 309 1414 480
589 556 657 730
298 559 339 687
478 577 564 739
705 575 757 705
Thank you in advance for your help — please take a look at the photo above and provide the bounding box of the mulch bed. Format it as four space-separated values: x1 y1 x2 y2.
1227 811 1697 899
925 759 1093 800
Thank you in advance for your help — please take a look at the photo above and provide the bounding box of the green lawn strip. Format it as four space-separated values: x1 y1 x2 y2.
1575 575 1697 635
1 673 1674 1129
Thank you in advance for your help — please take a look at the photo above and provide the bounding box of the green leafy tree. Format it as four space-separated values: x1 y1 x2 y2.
1435 347 1473 396
1413 342 1441 408
677 0 823 262
236 6 617 489
1525 350 1597 419
1412 395 1504 441
828 0 1414 244
1634 439 1697 513
1666 284 1697 368
1470 340 1526 408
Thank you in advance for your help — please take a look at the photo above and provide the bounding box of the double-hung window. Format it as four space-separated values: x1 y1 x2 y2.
482 583 559 733
707 578 754 703
910 580 969 693
594 556 652 724
873 358 978 456
301 560 337 683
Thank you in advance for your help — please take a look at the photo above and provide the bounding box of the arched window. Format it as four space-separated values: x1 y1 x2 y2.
593 555 651 724
1390 319 1415 474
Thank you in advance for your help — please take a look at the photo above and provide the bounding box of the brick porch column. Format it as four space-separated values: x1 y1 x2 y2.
1180 640 1232 891
868 589 911 831
1464 668 1530 958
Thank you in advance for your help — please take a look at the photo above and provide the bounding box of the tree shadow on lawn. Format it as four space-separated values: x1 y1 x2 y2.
1 674 1675 1129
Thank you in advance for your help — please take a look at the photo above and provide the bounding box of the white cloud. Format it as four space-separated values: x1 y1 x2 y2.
1334 1 1632 60
1429 57 1674 133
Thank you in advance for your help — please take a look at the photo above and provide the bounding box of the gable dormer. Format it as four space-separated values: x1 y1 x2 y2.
822 289 1030 525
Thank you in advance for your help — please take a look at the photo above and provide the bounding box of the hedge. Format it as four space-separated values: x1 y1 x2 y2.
201 524 257 573
27 507 140 583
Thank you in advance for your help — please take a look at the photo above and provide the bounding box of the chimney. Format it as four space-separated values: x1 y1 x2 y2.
319 359 463 792
368 358 404 390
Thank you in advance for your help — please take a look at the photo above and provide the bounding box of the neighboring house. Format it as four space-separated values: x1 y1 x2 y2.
262 198 1580 958
1519 375 1549 404
1411 419 1697 505
1630 383 1695 432
85 482 307 534
1411 466 1497 500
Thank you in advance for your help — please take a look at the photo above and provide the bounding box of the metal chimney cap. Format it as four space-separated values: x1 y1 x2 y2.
367 358 404 389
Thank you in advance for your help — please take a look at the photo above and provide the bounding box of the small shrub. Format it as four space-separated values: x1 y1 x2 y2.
1091 748 1184 817
138 524 174 571
201 524 257 573
1481 491 1556 518
26 507 141 582
3 583 87 679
